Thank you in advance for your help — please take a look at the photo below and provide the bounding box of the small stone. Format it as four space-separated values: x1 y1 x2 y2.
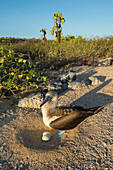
98 57 112 66
102 141 107 147
68 80 85 89
2 143 7 146
2 113 5 118
47 81 68 93
89 76 103 85
10 110 14 115
17 92 43 109
59 72 76 83
42 132 51 141
82 79 92 85
70 68 76 72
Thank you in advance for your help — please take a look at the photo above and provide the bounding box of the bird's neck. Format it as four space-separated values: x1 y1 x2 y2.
41 100 57 117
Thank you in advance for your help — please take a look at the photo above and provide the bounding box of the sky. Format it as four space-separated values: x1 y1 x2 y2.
0 0 113 39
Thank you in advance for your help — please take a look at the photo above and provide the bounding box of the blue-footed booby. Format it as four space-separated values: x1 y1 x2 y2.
40 91 104 130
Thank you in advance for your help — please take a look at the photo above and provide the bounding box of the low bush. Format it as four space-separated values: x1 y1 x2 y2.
0 36 113 96
0 47 48 96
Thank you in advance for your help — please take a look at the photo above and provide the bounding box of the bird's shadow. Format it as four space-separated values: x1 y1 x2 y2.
70 79 113 107
75 67 97 80
73 67 106 82
59 66 113 107
16 128 64 151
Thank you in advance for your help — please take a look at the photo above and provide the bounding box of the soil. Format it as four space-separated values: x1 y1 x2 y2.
0 66 113 169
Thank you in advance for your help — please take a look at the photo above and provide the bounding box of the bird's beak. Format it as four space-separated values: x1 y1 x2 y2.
40 96 49 107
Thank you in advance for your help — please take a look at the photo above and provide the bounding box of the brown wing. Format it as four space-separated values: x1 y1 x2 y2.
49 106 104 130
49 110 88 130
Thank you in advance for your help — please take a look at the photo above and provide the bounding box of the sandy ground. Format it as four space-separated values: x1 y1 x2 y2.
0 66 113 169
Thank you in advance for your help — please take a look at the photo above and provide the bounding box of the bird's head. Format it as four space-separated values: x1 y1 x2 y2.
40 91 58 110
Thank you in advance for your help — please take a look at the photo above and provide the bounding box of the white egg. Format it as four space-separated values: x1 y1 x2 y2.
42 132 51 141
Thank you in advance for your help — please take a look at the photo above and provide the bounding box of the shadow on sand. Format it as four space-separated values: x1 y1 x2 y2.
16 128 64 151
70 79 113 107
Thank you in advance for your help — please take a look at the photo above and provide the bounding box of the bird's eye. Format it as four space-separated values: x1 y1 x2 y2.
46 95 52 102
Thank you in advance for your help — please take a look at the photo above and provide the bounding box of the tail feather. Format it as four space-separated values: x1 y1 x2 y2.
86 106 104 116
94 106 104 114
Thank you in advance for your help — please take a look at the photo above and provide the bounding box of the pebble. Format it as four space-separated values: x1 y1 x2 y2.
42 132 52 141
47 80 68 93
102 141 107 147
59 72 76 83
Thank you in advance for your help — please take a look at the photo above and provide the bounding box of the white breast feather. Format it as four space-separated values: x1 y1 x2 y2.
43 116 60 128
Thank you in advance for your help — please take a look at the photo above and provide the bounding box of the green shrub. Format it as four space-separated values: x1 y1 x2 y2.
0 36 113 96
0 47 48 96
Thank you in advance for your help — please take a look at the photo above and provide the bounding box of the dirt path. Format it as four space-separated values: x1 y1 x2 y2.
0 66 113 169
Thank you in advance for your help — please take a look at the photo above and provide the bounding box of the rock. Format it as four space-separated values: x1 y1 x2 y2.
47 81 68 94
68 80 86 89
68 77 94 90
102 141 107 147
89 76 103 85
59 72 76 83
70 68 76 73
17 92 43 109
42 132 52 141
82 79 92 86
98 57 112 66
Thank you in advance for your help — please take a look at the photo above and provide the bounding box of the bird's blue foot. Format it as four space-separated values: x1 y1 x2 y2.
54 130 66 139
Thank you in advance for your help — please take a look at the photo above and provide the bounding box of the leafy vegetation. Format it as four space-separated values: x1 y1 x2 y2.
51 12 65 43
40 28 47 43
0 35 113 97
